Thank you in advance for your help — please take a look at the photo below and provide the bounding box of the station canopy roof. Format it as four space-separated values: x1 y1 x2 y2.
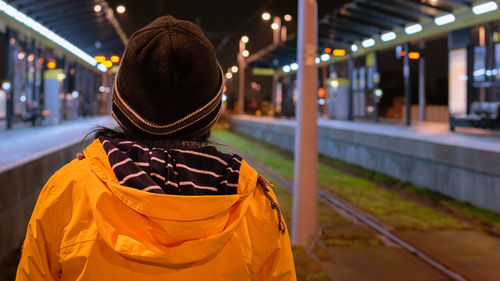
6 0 124 57
248 0 476 69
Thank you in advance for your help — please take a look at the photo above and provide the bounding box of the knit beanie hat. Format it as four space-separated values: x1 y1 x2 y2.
112 16 224 139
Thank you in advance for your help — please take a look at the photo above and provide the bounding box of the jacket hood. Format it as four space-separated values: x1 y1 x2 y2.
83 139 258 268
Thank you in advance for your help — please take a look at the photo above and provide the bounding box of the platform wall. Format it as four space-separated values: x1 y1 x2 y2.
229 117 500 213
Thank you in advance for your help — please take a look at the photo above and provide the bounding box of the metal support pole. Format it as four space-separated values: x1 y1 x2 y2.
348 57 354 121
5 29 12 130
320 66 328 118
62 57 69 121
293 0 318 247
466 45 474 115
271 72 278 116
273 16 281 46
418 40 425 121
404 43 411 126
281 25 287 42
237 40 246 114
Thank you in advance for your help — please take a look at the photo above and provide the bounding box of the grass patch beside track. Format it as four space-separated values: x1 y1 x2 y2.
319 155 500 233
212 130 469 232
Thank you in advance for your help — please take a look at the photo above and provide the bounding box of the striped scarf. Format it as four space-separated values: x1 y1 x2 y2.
100 137 242 195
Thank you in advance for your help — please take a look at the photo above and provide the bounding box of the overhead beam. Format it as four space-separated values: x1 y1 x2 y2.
319 29 363 43
397 0 452 13
37 8 91 26
346 7 406 26
44 14 96 29
329 16 382 33
321 21 374 37
356 2 421 23
339 13 396 30
374 0 435 19
28 1 88 19
10 0 40 8
22 0 75 13
440 0 471 7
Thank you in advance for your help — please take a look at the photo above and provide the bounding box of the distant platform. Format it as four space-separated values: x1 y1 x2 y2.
0 116 115 174
236 116 500 153
230 115 500 213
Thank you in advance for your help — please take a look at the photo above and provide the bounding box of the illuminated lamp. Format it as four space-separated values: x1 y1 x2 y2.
324 48 332 54
405 23 422 34
94 56 105 63
320 53 330 61
110 56 120 63
116 5 126 14
102 60 113 68
381 31 396 42
47 61 56 69
333 49 346 56
408 52 420 60
318 88 326 98
362 38 375 48
434 14 455 26
472 1 498 15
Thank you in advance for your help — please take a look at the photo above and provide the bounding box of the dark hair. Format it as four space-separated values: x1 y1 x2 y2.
82 126 212 150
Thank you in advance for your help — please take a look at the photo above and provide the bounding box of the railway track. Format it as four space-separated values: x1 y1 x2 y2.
219 141 470 281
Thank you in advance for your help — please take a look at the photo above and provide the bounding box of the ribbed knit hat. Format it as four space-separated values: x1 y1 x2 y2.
112 16 224 139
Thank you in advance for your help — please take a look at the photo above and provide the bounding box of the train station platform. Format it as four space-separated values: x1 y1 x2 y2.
0 116 115 174
229 115 500 213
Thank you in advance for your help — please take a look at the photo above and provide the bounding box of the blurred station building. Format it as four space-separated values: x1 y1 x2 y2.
241 0 500 131
224 0 500 215
0 0 123 130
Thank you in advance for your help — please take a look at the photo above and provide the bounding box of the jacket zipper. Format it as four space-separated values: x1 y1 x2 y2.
257 175 286 234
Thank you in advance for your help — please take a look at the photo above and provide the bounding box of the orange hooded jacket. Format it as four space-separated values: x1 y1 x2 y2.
16 139 296 280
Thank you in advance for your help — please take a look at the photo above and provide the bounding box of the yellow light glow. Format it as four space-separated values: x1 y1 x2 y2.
242 50 250 57
241 36 249 43
57 73 66 81
110 56 120 63
231 66 238 73
94 56 105 63
261 12 271 21
271 23 279 30
47 61 56 69
408 52 420 60
284 14 292 22
333 49 346 56
102 60 113 68
93 4 102 12
225 72 233 79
